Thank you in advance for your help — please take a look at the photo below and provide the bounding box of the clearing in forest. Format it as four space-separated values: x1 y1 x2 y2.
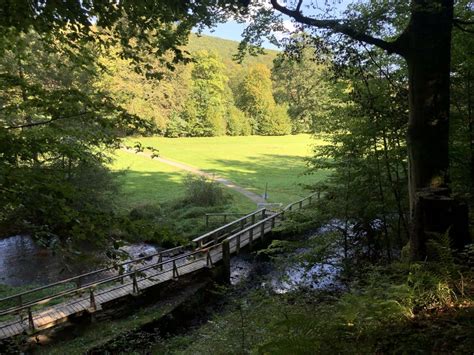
114 134 325 207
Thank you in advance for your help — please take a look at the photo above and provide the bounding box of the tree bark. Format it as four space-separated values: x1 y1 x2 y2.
405 0 453 209
403 0 469 258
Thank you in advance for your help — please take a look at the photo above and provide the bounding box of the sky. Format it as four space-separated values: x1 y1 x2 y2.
198 1 352 49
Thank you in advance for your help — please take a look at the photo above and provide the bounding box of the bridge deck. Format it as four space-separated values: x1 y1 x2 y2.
0 219 275 339
0 193 316 340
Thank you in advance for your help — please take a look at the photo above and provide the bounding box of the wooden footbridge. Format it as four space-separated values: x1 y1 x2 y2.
0 193 317 340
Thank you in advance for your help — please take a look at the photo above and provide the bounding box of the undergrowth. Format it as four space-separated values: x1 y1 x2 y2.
162 258 473 354
117 175 243 247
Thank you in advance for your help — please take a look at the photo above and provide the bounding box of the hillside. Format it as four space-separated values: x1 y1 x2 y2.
187 33 279 72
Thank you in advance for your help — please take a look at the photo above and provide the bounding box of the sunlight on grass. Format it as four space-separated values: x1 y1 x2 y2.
110 150 255 212
122 134 325 204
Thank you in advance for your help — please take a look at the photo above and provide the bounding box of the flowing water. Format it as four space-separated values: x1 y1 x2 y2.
0 235 160 287
1 224 343 291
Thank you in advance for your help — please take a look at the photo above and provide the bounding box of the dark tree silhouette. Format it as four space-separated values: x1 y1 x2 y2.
264 0 470 259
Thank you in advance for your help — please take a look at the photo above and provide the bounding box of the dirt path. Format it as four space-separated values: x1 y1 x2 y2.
122 149 267 204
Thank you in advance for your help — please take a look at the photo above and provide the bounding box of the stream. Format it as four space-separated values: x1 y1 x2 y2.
0 228 342 292
0 235 160 287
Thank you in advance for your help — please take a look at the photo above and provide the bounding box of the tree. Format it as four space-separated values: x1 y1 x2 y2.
236 64 291 135
0 29 151 244
242 0 471 259
3 0 471 257
272 36 334 133
183 51 229 136
96 47 191 133
309 48 410 262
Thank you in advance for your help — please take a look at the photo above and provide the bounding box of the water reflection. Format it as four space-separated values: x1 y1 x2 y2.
0 235 161 287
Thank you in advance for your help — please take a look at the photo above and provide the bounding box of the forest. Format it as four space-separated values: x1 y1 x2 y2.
0 0 473 353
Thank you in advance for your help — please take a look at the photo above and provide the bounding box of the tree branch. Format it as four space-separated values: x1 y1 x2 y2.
295 0 303 14
454 18 474 25
270 0 405 56
454 22 474 34
5 111 92 130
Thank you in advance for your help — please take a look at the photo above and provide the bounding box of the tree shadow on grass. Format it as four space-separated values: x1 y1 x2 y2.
203 154 327 203
113 154 327 207
113 169 187 208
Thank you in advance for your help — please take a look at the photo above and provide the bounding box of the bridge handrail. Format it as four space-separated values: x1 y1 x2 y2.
226 212 280 243
192 208 266 247
225 191 319 243
283 192 319 212
0 192 319 320
0 242 221 317
0 244 186 307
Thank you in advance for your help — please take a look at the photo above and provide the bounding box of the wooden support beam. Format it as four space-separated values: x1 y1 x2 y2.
249 227 254 250
222 239 231 284
158 254 163 271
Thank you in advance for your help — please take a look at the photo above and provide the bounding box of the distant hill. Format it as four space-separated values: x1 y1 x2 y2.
186 33 278 76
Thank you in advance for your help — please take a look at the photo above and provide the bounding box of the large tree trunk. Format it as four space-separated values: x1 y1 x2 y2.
405 0 470 259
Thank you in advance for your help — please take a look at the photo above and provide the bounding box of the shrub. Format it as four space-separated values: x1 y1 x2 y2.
183 175 227 206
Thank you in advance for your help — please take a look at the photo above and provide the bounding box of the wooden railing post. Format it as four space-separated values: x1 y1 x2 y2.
240 219 245 230
172 260 179 279
260 220 265 236
299 200 303 209
236 233 241 254
271 216 276 228
89 288 96 310
309 195 312 204
17 295 23 307
249 227 254 250
158 254 163 271
251 214 256 225
75 277 82 289
120 268 124 284
28 307 34 331
206 249 213 267
132 272 139 294
206 214 209 227
261 209 266 219
281 210 285 221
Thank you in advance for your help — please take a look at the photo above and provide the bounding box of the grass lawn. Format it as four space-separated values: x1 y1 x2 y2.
122 134 325 205
111 150 256 213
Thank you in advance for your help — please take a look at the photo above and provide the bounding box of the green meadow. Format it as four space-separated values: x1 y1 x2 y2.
117 134 325 207
112 149 256 212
